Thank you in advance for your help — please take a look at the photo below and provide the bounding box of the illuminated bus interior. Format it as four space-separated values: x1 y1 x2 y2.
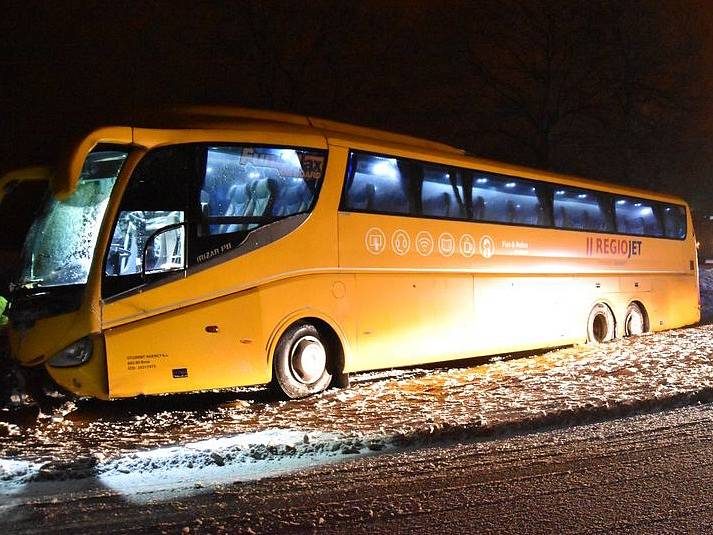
342 151 687 239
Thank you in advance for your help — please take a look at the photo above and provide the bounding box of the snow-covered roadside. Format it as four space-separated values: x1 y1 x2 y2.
0 429 393 508
2 268 713 503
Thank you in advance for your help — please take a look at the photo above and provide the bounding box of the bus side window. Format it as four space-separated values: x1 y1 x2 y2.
343 153 409 215
421 165 464 219
471 174 544 226
104 145 193 281
106 211 185 276
553 188 613 232
614 197 663 237
201 147 324 235
662 204 686 238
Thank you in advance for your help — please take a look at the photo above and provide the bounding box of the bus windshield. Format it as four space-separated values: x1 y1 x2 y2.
18 150 128 289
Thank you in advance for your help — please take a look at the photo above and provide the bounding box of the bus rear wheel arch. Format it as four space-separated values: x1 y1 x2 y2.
624 301 648 337
587 303 616 344
271 319 347 399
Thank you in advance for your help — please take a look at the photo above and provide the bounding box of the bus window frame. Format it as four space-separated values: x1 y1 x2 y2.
339 149 688 241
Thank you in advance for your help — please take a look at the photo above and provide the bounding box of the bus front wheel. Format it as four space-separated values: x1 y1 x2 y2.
587 303 615 343
272 322 333 399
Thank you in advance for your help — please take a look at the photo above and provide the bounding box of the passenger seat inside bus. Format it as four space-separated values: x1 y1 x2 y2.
506 200 517 223
364 183 375 210
222 182 254 233
422 192 453 218
473 196 486 220
441 193 452 217
275 182 312 216
245 178 277 221
555 206 568 228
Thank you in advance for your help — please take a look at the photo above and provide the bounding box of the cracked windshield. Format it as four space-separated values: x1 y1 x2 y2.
18 150 128 288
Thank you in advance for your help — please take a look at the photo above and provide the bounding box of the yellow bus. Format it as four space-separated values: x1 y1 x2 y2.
6 107 699 399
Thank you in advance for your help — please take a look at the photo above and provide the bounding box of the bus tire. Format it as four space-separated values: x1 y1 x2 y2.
272 322 333 399
332 370 350 389
587 303 615 343
624 302 646 336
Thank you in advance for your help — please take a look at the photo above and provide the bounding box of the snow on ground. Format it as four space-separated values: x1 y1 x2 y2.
0 428 390 510
700 266 713 322
2 268 713 502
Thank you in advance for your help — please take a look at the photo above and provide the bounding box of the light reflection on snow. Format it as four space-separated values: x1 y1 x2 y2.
95 428 379 503
0 458 43 507
0 268 712 502
0 458 42 487
1 429 386 504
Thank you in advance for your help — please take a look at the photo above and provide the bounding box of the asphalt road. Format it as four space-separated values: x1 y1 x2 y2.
5 402 713 534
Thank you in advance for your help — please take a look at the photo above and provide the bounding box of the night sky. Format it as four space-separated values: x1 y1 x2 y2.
2 1 712 212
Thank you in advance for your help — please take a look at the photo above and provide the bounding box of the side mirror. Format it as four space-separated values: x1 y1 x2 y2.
142 223 186 277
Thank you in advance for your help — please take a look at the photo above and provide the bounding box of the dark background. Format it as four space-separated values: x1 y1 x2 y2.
1 0 712 211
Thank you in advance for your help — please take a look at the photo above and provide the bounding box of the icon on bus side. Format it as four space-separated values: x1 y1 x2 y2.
480 235 495 258
365 227 386 255
460 234 476 258
415 231 434 256
391 229 411 256
438 232 455 257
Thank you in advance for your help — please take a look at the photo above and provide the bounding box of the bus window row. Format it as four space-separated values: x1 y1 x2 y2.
341 151 686 239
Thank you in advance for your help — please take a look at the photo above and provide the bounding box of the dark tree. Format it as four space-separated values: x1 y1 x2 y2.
455 0 709 207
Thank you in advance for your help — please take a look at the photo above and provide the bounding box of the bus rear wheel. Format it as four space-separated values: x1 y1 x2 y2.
624 302 646 336
587 303 615 343
272 322 333 399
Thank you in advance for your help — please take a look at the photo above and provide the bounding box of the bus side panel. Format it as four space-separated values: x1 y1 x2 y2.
472 275 582 354
257 273 357 371
105 289 266 397
646 274 700 332
671 273 701 327
353 272 474 371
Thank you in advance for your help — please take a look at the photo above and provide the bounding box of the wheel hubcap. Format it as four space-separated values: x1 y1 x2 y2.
290 336 326 384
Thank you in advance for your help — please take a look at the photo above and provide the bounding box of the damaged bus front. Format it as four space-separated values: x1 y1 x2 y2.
8 128 133 398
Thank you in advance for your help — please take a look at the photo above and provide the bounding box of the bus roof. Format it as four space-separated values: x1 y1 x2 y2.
46 106 688 206
144 106 466 156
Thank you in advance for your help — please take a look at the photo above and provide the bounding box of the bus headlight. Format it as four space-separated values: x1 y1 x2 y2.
47 337 93 368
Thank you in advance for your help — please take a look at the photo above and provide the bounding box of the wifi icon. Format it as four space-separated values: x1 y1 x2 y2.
415 231 434 256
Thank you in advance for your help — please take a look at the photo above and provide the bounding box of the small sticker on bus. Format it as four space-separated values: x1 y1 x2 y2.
438 232 455 257
459 234 476 257
126 352 167 371
172 368 189 379
479 235 495 258
365 227 386 255
415 231 434 256
391 229 411 255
